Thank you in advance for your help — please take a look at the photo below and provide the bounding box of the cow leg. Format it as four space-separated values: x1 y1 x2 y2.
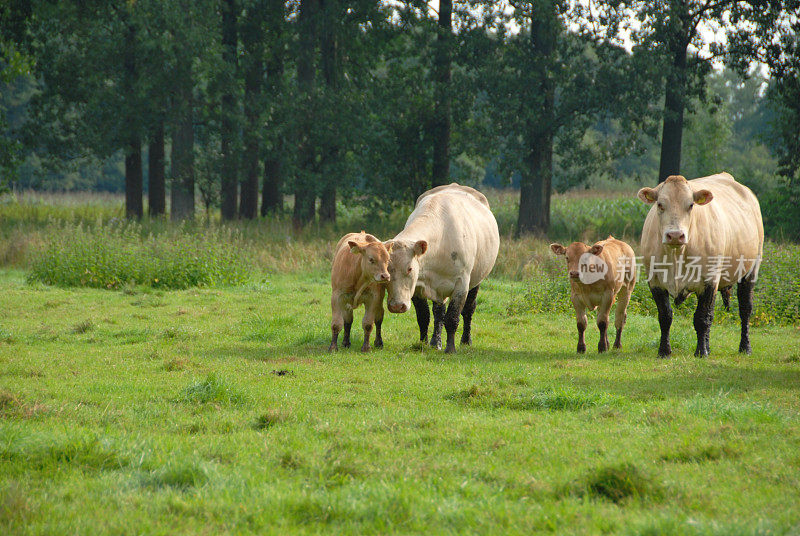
737 276 754 354
342 304 354 349
574 303 587 354
693 284 716 357
430 301 445 350
597 294 614 353
329 294 344 352
651 286 672 358
720 286 732 312
460 286 479 345
374 288 385 349
613 284 634 350
412 296 430 343
444 290 468 354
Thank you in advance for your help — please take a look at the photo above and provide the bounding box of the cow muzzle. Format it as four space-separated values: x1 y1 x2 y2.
569 270 580 279
663 230 687 246
374 272 390 282
387 301 408 314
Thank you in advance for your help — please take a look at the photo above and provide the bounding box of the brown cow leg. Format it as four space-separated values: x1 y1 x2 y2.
374 304 385 349
329 327 340 352
719 286 732 312
460 286 479 345
576 317 587 354
651 286 672 358
737 277 754 354
430 301 445 350
598 320 609 353
444 291 467 354
412 296 430 343
342 321 352 349
361 323 373 353
693 284 716 357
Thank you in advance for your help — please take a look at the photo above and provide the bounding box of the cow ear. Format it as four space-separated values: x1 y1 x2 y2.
348 241 364 255
589 244 604 256
383 240 394 253
550 243 566 255
413 240 428 256
638 187 658 204
693 189 713 205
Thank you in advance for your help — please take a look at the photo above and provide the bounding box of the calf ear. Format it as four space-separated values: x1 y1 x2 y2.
550 243 566 255
637 187 658 204
589 244 604 256
413 240 428 256
693 189 714 205
383 240 394 253
348 241 365 255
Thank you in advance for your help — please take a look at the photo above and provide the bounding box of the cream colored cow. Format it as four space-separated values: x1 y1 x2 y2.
385 183 500 353
638 173 764 357
329 232 392 352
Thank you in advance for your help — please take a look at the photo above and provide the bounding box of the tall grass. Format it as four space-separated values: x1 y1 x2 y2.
27 222 250 290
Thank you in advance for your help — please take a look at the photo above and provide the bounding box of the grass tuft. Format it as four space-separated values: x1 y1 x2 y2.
71 319 94 334
145 460 210 489
253 409 289 430
180 373 247 406
580 463 659 503
659 442 740 463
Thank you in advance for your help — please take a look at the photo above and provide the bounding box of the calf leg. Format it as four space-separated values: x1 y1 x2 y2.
330 304 343 352
737 277 754 354
412 296 430 343
651 286 673 358
361 310 375 353
719 286 732 312
430 301 445 350
613 284 634 350
693 284 716 357
444 290 468 354
342 305 354 349
597 294 614 353
574 304 588 354
460 286 479 345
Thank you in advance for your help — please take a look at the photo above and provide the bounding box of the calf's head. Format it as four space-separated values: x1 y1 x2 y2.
550 242 606 282
349 239 393 282
637 175 713 247
386 240 428 313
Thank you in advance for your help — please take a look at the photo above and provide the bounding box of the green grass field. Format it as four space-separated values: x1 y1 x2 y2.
2 263 799 535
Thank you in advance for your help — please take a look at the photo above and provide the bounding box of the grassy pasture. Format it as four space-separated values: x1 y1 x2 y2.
1 191 800 534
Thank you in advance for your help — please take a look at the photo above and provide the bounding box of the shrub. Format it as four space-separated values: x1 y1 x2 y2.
27 222 251 290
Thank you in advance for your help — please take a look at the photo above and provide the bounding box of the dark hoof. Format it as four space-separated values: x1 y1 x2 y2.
328 343 338 352
598 345 608 354
361 345 370 353
460 335 472 346
739 343 751 355
577 345 586 354
342 341 351 349
445 343 456 354
374 340 384 349
613 342 621 350
430 337 442 350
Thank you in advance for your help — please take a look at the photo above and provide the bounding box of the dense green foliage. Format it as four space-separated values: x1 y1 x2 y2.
27 223 250 290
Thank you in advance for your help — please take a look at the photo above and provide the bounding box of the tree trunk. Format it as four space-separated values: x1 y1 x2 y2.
318 0 338 224
431 0 452 188
261 0 285 216
262 157 283 215
240 1 264 220
148 120 166 217
658 41 689 182
170 61 195 221
517 0 558 236
220 0 239 220
123 20 143 219
293 0 319 228
125 139 143 219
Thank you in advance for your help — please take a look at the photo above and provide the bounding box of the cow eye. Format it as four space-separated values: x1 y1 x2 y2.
369 258 375 264
688 202 694 210
657 202 664 211
406 267 412 274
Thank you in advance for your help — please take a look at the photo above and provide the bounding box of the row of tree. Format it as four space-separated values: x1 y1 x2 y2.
1 0 799 235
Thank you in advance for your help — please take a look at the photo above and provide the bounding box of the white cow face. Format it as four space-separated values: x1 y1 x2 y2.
386 240 427 313
638 175 713 247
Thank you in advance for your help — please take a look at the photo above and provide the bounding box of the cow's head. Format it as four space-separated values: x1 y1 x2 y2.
550 242 605 281
386 239 428 313
349 239 393 283
637 175 713 247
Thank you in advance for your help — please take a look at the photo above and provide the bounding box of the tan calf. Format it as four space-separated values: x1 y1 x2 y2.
550 236 637 353
330 232 392 352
